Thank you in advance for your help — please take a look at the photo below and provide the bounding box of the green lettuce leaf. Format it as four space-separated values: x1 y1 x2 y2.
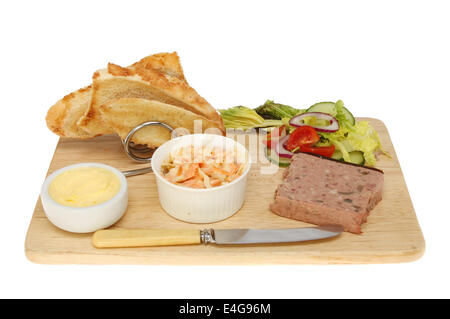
219 106 283 129
320 120 386 166
255 100 302 120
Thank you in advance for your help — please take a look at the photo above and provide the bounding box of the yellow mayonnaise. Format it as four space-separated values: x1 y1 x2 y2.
49 166 121 207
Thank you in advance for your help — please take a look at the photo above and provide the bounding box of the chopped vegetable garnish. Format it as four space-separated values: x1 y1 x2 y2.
300 144 336 158
284 126 320 152
161 145 246 189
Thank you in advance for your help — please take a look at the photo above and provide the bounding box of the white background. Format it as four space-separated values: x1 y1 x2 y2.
1 0 449 299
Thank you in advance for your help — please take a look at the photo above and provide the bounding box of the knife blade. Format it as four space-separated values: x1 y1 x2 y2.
213 224 343 244
92 225 343 248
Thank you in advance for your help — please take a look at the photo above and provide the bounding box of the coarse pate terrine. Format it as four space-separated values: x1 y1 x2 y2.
270 152 384 234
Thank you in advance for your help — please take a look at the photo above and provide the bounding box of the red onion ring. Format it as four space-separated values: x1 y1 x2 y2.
275 135 293 158
289 112 339 132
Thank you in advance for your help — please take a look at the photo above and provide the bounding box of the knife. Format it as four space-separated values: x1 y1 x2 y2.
92 225 343 248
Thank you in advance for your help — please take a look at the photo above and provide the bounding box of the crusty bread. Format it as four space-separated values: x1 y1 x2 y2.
46 52 188 138
45 86 97 138
99 98 224 148
131 52 186 81
78 53 223 136
46 52 224 146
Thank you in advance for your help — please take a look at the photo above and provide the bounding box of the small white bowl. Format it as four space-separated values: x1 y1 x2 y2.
40 163 128 233
151 134 251 223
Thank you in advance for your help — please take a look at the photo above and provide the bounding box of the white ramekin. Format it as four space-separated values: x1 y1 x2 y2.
40 163 128 233
151 134 251 223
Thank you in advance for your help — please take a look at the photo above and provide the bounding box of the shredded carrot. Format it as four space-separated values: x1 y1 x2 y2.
161 145 246 189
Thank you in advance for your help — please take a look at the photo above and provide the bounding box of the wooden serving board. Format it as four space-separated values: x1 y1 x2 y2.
25 118 425 264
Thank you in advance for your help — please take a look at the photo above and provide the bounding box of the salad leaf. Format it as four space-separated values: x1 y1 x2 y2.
298 99 388 166
219 106 283 129
219 99 388 166
346 121 388 166
335 100 351 128
319 120 386 166
255 100 302 120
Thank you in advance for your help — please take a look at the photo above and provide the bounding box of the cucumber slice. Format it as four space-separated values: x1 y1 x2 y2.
306 102 337 116
264 146 291 167
331 150 343 160
331 149 364 164
341 106 355 125
306 102 356 126
348 151 365 165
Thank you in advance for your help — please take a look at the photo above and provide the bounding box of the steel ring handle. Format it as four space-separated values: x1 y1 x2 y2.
121 121 174 177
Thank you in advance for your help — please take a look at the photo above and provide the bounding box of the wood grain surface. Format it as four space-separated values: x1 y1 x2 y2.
25 118 425 264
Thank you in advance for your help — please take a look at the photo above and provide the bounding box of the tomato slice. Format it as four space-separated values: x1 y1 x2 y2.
284 126 335 157
263 126 286 148
300 144 336 158
284 126 319 151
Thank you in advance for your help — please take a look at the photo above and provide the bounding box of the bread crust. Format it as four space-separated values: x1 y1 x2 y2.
131 52 186 81
46 85 97 138
99 98 224 148
46 52 224 142
78 52 222 135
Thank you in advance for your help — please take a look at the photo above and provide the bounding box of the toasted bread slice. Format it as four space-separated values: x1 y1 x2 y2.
131 52 185 81
78 52 222 136
45 86 96 138
46 52 187 138
99 98 224 148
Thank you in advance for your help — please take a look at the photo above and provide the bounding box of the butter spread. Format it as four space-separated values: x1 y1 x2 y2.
49 167 121 207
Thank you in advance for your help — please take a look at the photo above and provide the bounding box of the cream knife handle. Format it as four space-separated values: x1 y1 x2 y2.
92 229 201 248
